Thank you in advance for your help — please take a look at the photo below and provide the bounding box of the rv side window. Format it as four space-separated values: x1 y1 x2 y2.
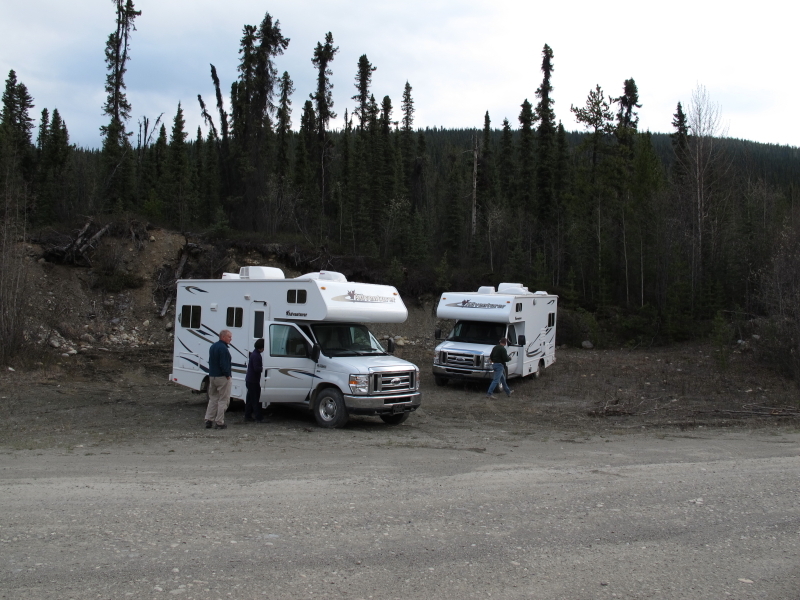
287 289 307 304
226 307 243 328
548 312 555 328
507 326 517 345
269 324 308 358
516 303 522 312
180 305 201 328
253 311 264 339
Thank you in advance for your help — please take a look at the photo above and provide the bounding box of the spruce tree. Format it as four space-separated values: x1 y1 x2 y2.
400 81 415 189
1 70 36 179
165 103 192 229
275 71 294 182
498 118 516 205
311 32 338 231
535 44 557 226
100 0 140 213
670 101 690 183
36 108 70 223
352 55 376 130
517 99 535 212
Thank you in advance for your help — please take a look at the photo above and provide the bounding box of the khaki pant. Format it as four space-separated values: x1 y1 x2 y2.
205 376 232 425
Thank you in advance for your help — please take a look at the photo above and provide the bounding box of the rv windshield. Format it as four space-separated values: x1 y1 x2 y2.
311 324 387 357
448 321 506 345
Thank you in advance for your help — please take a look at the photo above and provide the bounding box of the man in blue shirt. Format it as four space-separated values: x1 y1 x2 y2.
205 329 233 429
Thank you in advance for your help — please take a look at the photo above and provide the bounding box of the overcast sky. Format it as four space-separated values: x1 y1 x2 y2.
1 0 797 149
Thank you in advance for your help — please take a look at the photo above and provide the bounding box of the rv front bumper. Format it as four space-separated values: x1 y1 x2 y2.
343 391 422 416
432 364 494 381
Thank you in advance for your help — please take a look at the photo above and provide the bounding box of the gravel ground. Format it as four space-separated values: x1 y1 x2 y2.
1 344 799 599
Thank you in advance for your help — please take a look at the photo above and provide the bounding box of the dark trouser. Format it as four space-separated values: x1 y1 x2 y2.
244 381 263 421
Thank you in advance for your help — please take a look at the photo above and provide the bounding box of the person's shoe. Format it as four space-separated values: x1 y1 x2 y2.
486 394 496 399
205 420 213 429
508 389 514 396
214 423 227 430
244 416 255 423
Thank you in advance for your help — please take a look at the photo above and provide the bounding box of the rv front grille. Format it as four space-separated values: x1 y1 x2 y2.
373 371 415 393
441 352 482 368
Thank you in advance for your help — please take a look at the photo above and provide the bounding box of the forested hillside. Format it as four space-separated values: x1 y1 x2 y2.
1 3 799 378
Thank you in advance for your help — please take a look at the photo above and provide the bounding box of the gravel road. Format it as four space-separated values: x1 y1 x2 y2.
2 417 799 600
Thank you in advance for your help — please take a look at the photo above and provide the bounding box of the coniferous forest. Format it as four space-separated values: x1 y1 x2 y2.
1 3 799 377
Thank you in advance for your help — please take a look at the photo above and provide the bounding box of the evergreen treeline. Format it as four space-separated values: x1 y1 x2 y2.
1 5 799 366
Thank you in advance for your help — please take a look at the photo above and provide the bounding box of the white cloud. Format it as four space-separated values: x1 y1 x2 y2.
0 0 797 147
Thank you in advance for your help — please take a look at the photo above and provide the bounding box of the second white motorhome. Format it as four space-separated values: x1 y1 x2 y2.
432 283 557 386
169 267 421 428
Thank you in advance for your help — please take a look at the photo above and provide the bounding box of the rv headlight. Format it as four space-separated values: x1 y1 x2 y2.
415 368 420 390
348 374 369 394
433 351 440 364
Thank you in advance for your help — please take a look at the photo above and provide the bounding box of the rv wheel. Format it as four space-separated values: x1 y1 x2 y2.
380 412 410 425
434 376 449 387
314 388 348 428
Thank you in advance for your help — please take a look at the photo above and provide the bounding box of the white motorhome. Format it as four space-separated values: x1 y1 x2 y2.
432 283 557 386
169 267 421 428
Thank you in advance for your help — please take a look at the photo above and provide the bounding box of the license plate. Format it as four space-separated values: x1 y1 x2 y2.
392 404 404 414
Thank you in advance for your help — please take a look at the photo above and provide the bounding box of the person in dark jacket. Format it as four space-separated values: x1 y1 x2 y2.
486 337 514 399
244 338 265 423
204 329 233 429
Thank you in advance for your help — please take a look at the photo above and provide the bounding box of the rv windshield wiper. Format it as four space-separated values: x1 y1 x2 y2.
325 349 358 357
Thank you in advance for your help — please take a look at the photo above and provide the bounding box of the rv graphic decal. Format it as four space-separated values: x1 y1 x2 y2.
184 286 208 294
526 347 543 358
187 329 213 343
276 368 320 380
332 291 396 304
286 310 308 317
183 324 248 359
179 356 209 373
446 300 505 310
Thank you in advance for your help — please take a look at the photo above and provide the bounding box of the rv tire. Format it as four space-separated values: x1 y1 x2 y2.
380 412 410 425
532 360 543 379
313 388 348 428
434 376 449 387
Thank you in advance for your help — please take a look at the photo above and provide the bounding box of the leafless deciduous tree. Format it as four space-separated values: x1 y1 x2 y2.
683 85 731 309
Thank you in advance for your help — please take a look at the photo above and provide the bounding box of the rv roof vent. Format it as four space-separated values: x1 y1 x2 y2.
239 266 285 280
500 287 531 295
319 270 348 283
533 290 549 295
498 282 523 292
221 272 241 279
477 286 496 294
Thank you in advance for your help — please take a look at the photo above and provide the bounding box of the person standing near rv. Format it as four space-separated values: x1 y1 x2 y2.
486 338 514 399
205 329 233 429
244 338 265 423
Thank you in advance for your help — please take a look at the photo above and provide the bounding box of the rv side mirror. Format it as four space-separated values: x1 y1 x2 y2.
311 343 321 362
434 328 441 340
518 334 526 346
388 338 396 353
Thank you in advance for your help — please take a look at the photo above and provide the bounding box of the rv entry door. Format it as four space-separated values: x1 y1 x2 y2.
505 324 522 377
264 323 314 403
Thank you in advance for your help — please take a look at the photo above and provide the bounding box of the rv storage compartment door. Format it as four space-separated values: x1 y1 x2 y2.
263 324 314 403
